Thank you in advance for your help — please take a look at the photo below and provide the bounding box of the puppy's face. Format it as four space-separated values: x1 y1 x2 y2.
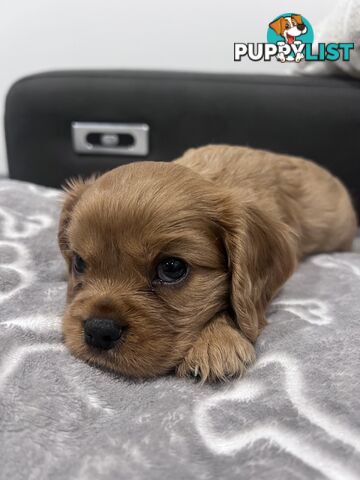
59 162 229 377
269 15 307 43
59 161 296 379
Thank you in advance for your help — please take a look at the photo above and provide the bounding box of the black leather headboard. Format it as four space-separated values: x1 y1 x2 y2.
5 70 360 210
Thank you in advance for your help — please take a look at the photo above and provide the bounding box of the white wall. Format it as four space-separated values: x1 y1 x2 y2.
0 0 337 175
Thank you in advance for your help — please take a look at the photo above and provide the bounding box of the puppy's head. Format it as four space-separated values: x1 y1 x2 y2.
269 15 307 43
59 162 296 378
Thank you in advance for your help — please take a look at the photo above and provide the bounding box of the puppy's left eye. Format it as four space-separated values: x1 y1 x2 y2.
73 254 86 275
153 257 188 285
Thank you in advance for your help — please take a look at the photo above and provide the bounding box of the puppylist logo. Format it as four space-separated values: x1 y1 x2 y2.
234 13 354 63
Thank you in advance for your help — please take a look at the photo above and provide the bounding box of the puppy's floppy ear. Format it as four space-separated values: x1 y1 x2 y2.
58 177 95 258
292 14 303 25
269 17 284 35
216 199 298 342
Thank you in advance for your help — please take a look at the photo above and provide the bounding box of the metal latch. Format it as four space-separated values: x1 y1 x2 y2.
72 122 149 156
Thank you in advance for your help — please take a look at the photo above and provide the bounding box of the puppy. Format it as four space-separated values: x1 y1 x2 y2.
58 145 357 382
269 14 307 63
269 15 307 45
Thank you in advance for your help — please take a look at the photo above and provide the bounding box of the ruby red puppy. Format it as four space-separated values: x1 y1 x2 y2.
58 145 357 381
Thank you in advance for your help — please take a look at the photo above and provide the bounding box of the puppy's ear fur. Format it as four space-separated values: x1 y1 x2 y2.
216 199 298 342
58 177 95 258
292 14 303 25
269 17 284 35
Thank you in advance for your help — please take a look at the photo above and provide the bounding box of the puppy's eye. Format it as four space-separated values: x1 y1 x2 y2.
154 257 188 285
73 254 86 275
285 23 290 28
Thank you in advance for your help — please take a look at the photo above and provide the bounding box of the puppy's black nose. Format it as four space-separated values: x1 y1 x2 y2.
297 23 306 31
84 318 122 350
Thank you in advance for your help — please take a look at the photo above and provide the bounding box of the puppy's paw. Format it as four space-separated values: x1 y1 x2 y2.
276 52 286 63
176 315 256 382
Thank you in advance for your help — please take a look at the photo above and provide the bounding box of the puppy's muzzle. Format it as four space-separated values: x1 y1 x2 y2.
84 318 123 350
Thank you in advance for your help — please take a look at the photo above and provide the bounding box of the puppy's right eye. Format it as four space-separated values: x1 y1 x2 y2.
73 254 86 275
153 257 189 285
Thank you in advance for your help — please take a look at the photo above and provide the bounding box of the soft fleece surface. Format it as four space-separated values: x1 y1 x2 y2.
1 179 360 480
296 0 360 79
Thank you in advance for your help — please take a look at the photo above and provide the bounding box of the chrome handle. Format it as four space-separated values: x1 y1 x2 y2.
72 122 149 156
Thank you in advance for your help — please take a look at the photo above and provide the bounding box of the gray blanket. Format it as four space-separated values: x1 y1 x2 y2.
1 179 360 480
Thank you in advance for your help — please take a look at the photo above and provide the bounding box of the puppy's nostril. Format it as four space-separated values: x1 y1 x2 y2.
84 318 122 350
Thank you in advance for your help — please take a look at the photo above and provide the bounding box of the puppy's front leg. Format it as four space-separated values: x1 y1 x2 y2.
176 313 256 382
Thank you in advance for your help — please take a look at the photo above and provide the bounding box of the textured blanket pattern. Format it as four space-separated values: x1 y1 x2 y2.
1 179 360 480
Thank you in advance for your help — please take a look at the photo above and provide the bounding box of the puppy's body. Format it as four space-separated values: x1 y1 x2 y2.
177 145 356 256
59 145 357 381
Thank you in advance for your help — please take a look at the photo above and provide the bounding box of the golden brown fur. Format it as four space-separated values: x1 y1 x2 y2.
58 145 357 382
